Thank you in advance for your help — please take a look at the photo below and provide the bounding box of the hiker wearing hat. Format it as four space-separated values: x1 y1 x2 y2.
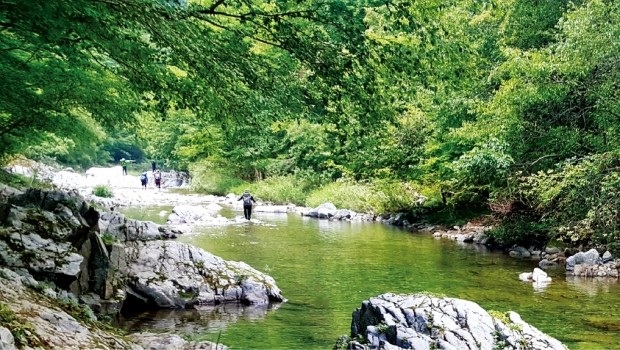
120 158 128 175
120 158 135 175
238 189 256 220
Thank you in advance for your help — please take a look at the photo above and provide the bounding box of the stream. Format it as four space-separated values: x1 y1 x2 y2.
118 206 620 350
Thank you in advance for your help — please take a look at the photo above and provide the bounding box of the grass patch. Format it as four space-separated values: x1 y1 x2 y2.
231 175 311 205
0 303 42 347
0 169 53 190
306 179 426 215
306 181 376 213
92 184 113 198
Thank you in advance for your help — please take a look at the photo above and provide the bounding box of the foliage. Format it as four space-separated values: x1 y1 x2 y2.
518 151 620 253
486 215 549 249
101 232 117 245
189 160 248 196
3 0 620 250
92 185 114 198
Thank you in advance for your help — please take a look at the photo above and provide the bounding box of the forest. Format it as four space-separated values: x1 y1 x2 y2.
1 0 620 252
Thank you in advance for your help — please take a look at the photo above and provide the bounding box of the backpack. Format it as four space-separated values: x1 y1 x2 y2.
243 194 253 205
140 173 147 181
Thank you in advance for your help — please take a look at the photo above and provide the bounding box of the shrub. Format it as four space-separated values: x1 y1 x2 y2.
518 151 620 252
92 185 113 198
486 216 550 248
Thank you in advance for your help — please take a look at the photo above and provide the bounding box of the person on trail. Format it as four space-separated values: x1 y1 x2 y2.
120 158 128 175
151 161 156 172
238 189 256 220
120 158 135 175
154 169 162 190
140 171 148 189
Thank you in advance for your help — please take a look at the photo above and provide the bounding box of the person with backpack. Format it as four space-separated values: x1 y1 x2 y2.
238 189 256 220
140 171 148 189
154 169 162 190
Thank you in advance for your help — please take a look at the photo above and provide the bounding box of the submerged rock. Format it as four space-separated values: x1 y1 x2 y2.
344 293 566 350
167 204 223 225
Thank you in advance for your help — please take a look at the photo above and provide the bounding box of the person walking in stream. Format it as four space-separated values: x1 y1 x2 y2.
238 189 256 220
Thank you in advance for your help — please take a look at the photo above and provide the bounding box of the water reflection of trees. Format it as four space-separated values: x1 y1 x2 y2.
119 303 281 334
566 276 619 296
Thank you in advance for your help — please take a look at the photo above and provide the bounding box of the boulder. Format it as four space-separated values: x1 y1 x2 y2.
566 249 601 271
508 246 531 258
99 211 179 240
0 268 141 350
124 240 285 309
303 202 337 219
346 293 566 350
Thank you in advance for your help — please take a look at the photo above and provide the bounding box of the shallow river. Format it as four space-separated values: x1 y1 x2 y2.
119 207 620 349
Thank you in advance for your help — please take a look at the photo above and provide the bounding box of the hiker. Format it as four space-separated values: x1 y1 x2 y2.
151 161 156 172
154 169 162 190
120 158 134 175
120 158 128 175
238 189 256 220
140 171 148 189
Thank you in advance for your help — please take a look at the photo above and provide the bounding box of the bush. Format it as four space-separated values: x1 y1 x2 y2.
486 216 550 248
92 185 113 198
518 151 620 253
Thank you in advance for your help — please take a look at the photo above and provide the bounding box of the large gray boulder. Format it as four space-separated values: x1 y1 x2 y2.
302 202 337 219
99 211 180 240
345 293 566 350
125 240 285 309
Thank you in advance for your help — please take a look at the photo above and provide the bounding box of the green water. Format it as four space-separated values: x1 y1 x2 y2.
119 208 620 349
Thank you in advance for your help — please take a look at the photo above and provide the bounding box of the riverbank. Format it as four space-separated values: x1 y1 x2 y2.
7 161 619 278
